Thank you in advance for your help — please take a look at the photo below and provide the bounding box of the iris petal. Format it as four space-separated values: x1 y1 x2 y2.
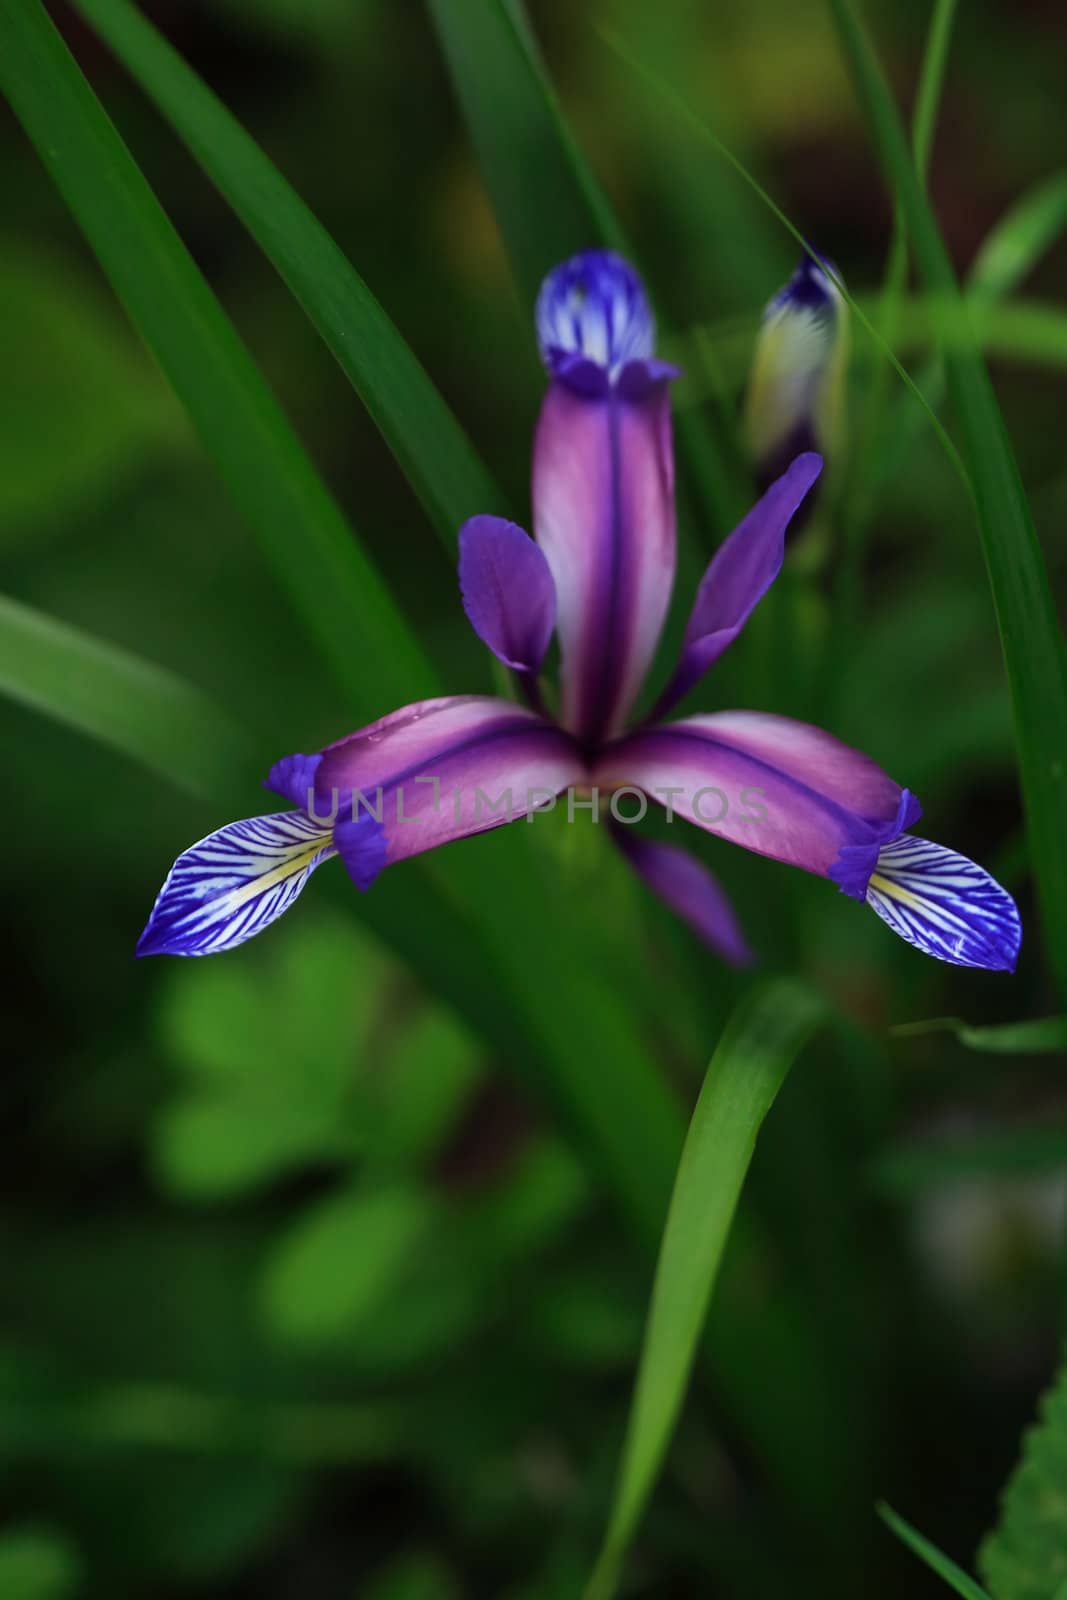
653 453 823 717
596 712 910 880
458 515 557 673
136 811 335 958
615 827 753 966
305 695 587 880
865 834 1022 972
533 369 676 744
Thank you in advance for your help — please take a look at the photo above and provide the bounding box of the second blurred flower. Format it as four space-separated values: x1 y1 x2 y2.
744 253 848 514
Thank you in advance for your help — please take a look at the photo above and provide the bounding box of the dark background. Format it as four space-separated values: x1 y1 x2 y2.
2 2 1066 1596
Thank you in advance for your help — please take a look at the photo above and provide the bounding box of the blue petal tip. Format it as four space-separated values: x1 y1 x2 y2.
536 249 655 384
265 752 322 810
334 812 388 893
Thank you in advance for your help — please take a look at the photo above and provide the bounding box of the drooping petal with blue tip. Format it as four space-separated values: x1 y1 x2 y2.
136 811 335 958
614 826 753 967
595 712 912 879
533 347 676 744
458 515 557 673
278 695 586 885
864 835 1022 971
744 254 847 497
653 453 823 717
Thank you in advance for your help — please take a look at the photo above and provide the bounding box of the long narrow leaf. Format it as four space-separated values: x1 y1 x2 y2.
874 1122 1067 1194
0 0 438 716
863 180 1067 507
69 0 501 548
911 0 959 180
427 0 747 539
890 1014 1067 1054
827 0 1067 1006
427 0 623 308
836 0 959 667
584 979 826 1600
0 594 256 800
880 1505 993 1600
970 172 1067 302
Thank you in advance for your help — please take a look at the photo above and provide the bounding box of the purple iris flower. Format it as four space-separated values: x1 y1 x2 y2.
138 250 1020 974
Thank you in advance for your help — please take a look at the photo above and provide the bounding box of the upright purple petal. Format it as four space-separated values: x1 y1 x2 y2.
533 368 676 745
614 826 753 966
653 453 822 718
136 812 335 958
458 515 556 673
531 250 678 746
271 695 587 885
594 711 914 880
863 834 1021 971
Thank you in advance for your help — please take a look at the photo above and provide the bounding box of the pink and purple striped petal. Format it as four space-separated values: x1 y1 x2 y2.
653 453 822 718
533 372 676 745
458 515 556 674
269 695 586 888
615 827 753 966
531 251 678 746
136 811 335 958
594 711 915 879
864 834 1021 971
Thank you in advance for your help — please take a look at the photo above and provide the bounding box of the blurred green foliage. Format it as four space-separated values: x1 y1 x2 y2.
2 1 1066 1596
980 1345 1067 1600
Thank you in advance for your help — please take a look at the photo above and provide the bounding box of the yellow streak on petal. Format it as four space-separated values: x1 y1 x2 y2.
868 871 925 909
220 838 328 915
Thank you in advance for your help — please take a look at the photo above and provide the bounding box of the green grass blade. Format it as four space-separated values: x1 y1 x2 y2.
0 0 438 716
69 0 500 548
854 0 957 480
874 1122 1067 1195
832 0 959 708
0 594 257 800
911 0 959 180
584 979 826 1600
880 1505 993 1600
970 172 1067 301
426 0 747 540
897 296 1067 373
828 0 1067 1006
426 0 623 310
861 161 1067 510
889 1014 1067 1054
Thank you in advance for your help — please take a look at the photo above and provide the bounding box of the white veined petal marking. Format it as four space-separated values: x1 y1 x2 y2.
865 834 1021 972
137 811 336 958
